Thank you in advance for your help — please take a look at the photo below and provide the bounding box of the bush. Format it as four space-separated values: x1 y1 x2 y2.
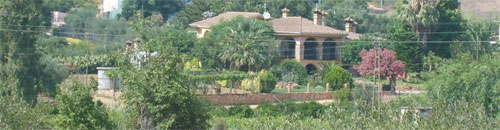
228 105 254 118
54 79 114 129
213 119 227 130
254 103 280 117
334 87 352 102
323 65 353 91
273 60 308 85
295 102 324 118
241 78 261 93
259 70 277 93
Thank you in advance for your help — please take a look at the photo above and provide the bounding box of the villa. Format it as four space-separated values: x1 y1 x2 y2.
190 8 361 74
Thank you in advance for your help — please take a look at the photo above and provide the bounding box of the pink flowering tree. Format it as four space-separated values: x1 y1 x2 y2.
354 48 405 94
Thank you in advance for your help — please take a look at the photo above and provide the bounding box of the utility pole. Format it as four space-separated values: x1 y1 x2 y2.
380 0 383 8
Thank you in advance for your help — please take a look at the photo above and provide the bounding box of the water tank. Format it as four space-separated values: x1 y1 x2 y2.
97 67 120 90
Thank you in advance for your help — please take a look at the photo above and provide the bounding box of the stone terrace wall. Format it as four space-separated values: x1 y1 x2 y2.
202 92 333 105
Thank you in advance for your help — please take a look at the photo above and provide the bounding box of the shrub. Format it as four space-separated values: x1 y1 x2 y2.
54 79 114 129
213 119 227 130
254 103 279 117
259 70 277 93
274 60 308 85
241 78 261 93
334 87 352 102
228 105 254 118
323 65 353 91
209 106 230 117
295 102 324 118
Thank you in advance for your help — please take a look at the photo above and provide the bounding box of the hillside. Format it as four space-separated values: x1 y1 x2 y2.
369 0 500 19
460 0 500 19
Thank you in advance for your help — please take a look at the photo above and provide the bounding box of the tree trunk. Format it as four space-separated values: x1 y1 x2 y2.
390 76 397 95
139 106 155 129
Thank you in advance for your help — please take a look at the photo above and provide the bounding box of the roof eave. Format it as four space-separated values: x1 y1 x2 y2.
275 31 348 37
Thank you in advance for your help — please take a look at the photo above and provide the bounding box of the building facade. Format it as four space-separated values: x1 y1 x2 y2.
190 8 361 73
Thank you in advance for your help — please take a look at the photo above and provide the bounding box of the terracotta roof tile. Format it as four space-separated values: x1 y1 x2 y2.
270 17 347 36
189 12 262 28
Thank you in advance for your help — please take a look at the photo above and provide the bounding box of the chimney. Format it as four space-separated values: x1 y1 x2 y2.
321 11 328 26
313 8 321 25
281 8 290 18
344 17 358 33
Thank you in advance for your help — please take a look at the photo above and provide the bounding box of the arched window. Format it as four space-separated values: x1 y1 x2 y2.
306 64 317 75
323 38 336 60
304 38 318 60
280 38 295 59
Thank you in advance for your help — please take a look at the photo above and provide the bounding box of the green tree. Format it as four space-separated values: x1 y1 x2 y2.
259 70 277 93
425 53 500 116
121 0 184 20
117 13 209 129
202 16 278 71
54 79 114 129
397 0 439 44
323 64 353 91
341 35 375 64
0 96 47 129
272 60 308 85
397 0 465 58
0 0 45 103
267 0 317 19
56 8 133 43
321 0 391 34
386 21 426 72
452 20 498 60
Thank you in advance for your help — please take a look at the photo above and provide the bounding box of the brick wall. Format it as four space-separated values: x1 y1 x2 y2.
201 92 333 105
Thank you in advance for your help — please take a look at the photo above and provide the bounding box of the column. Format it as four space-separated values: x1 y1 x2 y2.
336 38 344 63
294 37 306 61
316 38 326 60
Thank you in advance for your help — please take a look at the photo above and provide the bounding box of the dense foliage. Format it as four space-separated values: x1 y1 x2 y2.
0 0 45 103
57 8 133 44
425 54 500 116
121 0 184 20
341 36 376 64
198 16 278 71
116 14 209 129
272 60 308 85
323 64 353 91
55 79 113 129
259 70 278 93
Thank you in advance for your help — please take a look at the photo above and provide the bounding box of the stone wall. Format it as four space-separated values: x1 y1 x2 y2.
201 92 333 105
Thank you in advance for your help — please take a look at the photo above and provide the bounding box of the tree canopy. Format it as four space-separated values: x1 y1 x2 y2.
198 16 278 72
121 0 184 20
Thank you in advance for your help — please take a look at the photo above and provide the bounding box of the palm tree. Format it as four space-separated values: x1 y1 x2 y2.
397 0 439 44
206 16 278 72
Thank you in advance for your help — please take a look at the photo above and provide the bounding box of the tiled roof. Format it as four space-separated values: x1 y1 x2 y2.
346 32 361 40
270 17 347 36
189 12 348 37
189 12 262 28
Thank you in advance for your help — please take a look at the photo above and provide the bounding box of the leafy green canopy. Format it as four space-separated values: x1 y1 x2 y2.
272 60 308 85
321 0 391 34
199 16 278 72
117 13 209 129
425 53 500 116
56 8 133 44
121 0 184 20
173 0 318 28
54 79 113 129
0 0 46 103
323 64 353 91
341 36 376 64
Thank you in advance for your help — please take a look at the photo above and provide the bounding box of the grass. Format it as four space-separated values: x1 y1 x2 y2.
272 85 329 93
